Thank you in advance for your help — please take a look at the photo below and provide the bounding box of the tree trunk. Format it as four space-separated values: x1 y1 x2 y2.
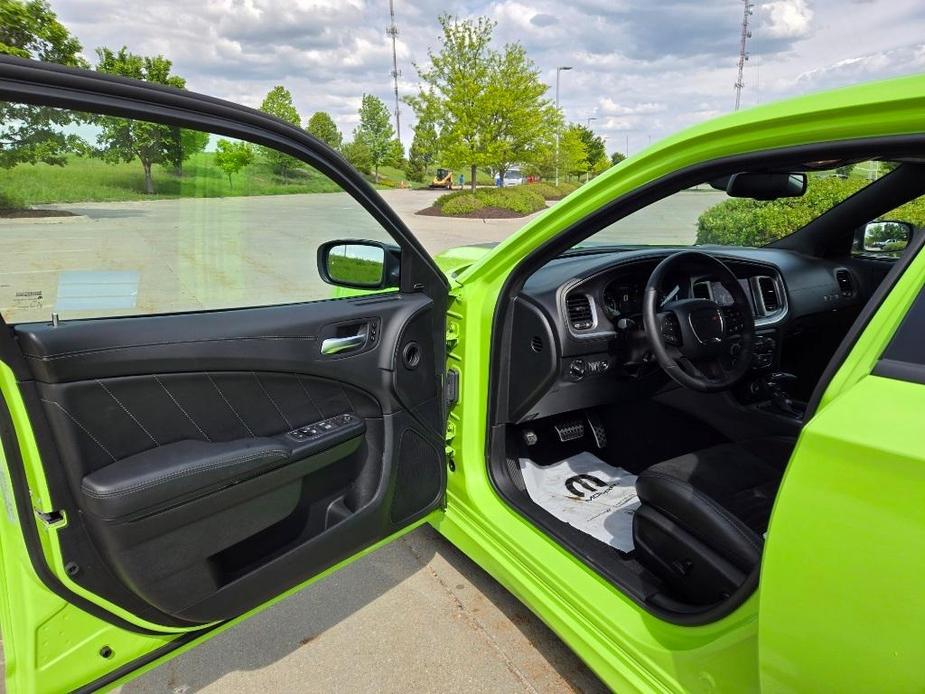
374 165 379 183
470 164 476 193
142 160 154 195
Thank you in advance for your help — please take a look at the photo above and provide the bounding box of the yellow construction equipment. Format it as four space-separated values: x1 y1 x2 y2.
429 168 454 189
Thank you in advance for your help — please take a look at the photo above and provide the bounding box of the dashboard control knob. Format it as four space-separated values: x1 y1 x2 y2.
568 359 587 381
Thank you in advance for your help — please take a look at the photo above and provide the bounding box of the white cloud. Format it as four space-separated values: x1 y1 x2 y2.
761 0 814 39
50 0 925 154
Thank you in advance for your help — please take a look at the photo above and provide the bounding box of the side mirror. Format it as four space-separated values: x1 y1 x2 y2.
318 240 401 290
858 220 913 256
710 172 807 200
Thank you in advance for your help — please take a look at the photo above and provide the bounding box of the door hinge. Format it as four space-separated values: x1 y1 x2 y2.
445 319 460 350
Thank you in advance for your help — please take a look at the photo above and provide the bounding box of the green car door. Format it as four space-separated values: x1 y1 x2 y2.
759 239 925 692
0 56 449 693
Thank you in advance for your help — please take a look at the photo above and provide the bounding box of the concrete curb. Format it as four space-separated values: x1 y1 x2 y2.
0 215 91 225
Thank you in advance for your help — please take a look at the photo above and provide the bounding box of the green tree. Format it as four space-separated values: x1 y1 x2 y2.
214 139 254 187
94 47 187 194
258 85 301 177
169 128 209 176
560 125 589 181
573 124 606 178
306 111 343 150
0 0 87 180
0 0 84 63
341 140 371 174
408 15 496 191
409 15 557 191
611 151 627 166
353 94 396 182
483 43 559 183
408 116 440 182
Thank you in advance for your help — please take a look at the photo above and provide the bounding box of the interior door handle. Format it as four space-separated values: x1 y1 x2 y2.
321 330 367 355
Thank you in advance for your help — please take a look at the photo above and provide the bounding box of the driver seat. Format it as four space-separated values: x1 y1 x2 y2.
632 436 795 605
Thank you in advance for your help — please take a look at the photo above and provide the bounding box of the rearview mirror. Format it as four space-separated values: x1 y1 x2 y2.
710 172 807 200
859 220 913 256
318 240 400 289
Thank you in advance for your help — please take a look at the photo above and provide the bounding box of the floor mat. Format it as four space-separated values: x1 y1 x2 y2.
519 452 640 552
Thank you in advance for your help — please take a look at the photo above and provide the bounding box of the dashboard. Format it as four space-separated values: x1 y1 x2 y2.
506 246 866 423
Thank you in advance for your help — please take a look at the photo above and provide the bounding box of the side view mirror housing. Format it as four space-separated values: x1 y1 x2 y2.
856 220 913 256
317 240 401 290
710 172 807 200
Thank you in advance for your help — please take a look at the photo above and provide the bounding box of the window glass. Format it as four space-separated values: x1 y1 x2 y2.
0 102 394 323
575 161 920 251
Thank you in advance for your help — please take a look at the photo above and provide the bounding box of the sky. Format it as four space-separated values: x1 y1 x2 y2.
53 0 925 157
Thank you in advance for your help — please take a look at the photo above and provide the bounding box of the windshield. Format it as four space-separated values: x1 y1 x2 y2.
577 161 907 249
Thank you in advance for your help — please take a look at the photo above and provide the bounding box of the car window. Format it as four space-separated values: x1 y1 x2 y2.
0 101 395 324
576 161 921 250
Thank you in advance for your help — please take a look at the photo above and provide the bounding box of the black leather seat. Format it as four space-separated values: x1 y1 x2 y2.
632 436 795 605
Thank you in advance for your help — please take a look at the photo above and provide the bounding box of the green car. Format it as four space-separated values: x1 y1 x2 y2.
0 56 923 693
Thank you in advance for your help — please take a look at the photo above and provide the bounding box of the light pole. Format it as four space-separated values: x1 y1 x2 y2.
555 66 572 187
585 117 597 181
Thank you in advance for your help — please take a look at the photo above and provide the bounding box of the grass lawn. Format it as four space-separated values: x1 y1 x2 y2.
0 152 342 207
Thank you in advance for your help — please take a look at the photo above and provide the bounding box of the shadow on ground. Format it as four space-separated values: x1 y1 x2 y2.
118 525 605 693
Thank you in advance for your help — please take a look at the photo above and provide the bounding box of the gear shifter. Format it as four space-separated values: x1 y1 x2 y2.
764 372 806 419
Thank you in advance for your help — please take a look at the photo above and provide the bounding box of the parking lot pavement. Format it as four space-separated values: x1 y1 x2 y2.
113 525 607 693
0 187 724 323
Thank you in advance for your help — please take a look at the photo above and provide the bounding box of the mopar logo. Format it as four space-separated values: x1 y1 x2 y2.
565 474 607 498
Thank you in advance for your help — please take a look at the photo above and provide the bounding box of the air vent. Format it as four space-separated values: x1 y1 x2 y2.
530 336 544 352
566 293 594 330
692 281 712 300
835 269 855 297
756 276 781 313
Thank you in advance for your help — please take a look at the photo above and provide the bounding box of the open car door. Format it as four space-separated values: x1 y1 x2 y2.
0 56 448 692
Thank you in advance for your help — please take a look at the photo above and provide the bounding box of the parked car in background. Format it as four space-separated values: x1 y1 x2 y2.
503 166 524 185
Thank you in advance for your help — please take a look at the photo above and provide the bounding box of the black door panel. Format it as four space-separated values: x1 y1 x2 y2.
13 294 446 625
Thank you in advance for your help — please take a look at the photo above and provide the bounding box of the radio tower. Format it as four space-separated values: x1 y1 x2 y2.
386 0 402 144
734 0 754 111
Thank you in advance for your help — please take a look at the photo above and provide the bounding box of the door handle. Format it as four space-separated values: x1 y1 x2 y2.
321 329 367 355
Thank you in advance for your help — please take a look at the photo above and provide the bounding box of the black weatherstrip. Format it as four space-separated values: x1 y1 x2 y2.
72 630 207 694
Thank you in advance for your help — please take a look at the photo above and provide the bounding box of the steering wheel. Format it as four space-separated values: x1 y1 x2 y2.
642 251 755 393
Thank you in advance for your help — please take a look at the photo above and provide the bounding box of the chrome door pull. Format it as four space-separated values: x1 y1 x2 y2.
321 330 367 355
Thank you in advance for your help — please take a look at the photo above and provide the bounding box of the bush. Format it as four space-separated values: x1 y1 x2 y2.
440 194 485 216
696 177 867 246
525 182 562 199
0 189 27 210
475 187 546 214
435 187 546 216
696 175 925 247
